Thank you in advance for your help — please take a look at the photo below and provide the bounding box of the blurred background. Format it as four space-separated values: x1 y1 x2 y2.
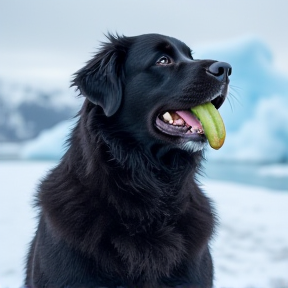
0 0 288 287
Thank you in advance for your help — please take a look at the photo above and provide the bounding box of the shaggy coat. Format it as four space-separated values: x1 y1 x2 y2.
25 33 231 288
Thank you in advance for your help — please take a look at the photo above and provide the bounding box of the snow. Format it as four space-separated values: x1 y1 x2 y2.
0 161 57 288
258 164 288 178
203 181 288 288
17 37 288 163
0 161 288 288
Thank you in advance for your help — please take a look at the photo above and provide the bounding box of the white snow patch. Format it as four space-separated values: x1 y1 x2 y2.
0 161 57 288
0 161 288 287
203 180 288 288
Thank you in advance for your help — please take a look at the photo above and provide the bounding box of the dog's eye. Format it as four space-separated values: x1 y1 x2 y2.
156 56 172 65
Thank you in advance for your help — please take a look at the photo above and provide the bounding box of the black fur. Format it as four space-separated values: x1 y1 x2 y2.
25 33 230 288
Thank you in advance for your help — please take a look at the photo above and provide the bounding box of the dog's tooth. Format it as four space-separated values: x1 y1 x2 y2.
194 128 204 134
163 112 173 123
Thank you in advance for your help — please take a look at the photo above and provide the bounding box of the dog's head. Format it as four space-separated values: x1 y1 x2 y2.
72 33 231 161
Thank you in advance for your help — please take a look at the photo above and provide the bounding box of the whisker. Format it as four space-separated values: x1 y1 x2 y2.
225 85 243 111
229 85 243 97
230 84 243 92
230 91 242 105
226 96 234 111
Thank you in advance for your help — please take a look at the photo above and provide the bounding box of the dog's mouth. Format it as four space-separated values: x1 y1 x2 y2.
155 95 226 149
156 110 205 136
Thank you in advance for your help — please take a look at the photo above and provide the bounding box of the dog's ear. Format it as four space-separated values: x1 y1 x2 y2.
72 34 132 117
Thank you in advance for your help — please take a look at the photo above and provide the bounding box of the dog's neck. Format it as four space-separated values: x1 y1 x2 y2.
58 103 204 228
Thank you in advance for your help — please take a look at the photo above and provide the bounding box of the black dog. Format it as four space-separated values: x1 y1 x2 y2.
25 33 231 288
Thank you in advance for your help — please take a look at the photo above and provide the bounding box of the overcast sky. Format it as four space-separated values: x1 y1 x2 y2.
1 0 288 89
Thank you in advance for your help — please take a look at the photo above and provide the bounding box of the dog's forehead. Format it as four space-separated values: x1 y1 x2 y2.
129 34 191 60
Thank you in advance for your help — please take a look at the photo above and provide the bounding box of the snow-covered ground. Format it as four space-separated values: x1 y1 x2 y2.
0 161 287 288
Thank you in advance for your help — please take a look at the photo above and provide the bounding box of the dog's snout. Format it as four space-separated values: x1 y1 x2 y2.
207 61 232 81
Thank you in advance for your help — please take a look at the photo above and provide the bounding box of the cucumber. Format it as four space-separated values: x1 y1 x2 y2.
191 102 226 150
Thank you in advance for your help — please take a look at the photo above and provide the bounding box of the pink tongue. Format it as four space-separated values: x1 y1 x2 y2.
176 110 203 129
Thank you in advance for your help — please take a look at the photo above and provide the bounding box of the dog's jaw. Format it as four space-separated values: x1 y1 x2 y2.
181 140 206 153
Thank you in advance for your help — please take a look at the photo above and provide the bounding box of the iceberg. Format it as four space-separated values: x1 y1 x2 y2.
207 95 288 162
196 36 288 132
21 118 77 160
20 37 288 162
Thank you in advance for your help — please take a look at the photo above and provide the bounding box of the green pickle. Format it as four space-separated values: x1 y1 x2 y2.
191 102 226 150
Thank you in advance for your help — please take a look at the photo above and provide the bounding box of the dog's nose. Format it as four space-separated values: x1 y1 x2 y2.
207 62 232 81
